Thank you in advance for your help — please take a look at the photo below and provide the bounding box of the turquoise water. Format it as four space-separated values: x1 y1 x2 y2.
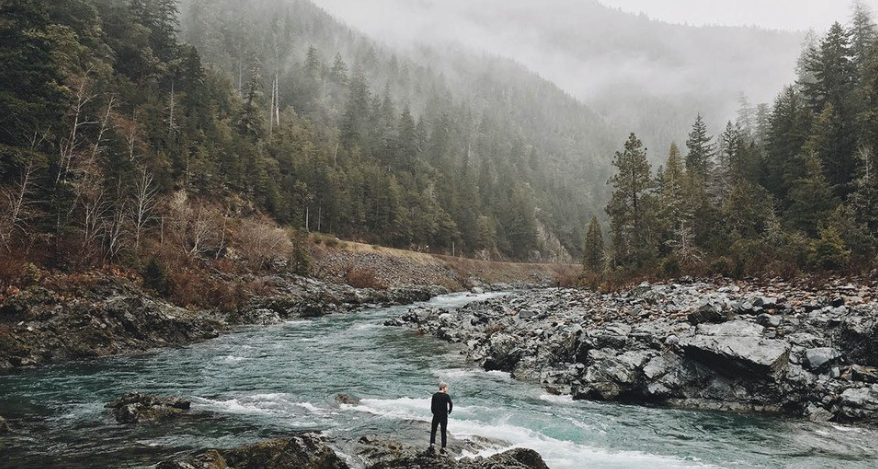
1 292 876 468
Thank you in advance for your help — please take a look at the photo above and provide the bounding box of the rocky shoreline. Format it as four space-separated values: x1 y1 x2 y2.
388 278 878 424
0 273 448 371
156 432 549 469
106 392 550 469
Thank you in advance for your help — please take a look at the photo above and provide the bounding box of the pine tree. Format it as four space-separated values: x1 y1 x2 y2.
340 66 370 149
850 146 878 233
606 133 658 268
809 225 851 271
0 0 65 150
851 1 877 70
763 86 811 202
305 45 321 79
785 155 840 237
796 29 819 88
660 143 687 233
582 216 603 272
736 94 756 138
685 114 714 177
802 22 856 113
329 53 349 85
805 103 857 195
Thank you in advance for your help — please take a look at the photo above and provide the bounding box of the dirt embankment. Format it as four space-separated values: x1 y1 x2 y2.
310 241 576 291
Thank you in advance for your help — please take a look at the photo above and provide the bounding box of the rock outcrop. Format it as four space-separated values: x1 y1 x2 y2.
355 435 550 469
106 392 192 424
156 433 349 469
157 433 550 469
391 278 878 424
0 275 447 371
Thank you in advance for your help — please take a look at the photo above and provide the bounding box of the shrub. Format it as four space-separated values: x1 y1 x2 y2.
344 266 386 290
235 217 291 270
661 256 681 278
809 226 851 271
168 269 201 307
0 254 25 289
709 257 735 278
553 266 582 287
142 257 169 296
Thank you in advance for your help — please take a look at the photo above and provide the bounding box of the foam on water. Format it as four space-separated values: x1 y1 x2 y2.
450 418 715 469
348 397 714 469
539 393 575 404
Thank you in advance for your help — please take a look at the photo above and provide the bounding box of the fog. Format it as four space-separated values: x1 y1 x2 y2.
603 0 878 31
310 0 870 150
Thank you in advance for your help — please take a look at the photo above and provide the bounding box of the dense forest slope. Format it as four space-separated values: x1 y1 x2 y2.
0 0 620 273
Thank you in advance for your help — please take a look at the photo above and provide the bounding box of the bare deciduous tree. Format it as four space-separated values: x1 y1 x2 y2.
0 155 38 252
166 191 227 258
131 166 159 254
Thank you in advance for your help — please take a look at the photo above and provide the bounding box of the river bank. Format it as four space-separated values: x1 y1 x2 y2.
0 273 449 371
0 240 572 372
389 277 878 425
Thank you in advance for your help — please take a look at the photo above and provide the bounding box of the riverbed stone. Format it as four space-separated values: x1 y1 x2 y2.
803 347 841 372
106 392 191 424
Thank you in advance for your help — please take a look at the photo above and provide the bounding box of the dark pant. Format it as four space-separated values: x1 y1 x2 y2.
430 415 448 448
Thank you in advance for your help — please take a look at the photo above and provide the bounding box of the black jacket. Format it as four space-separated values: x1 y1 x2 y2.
431 392 453 417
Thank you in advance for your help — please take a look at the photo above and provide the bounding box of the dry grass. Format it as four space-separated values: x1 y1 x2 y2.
339 241 440 265
343 265 387 290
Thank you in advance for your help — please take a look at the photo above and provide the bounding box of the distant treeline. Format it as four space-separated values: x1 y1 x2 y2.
596 6 878 278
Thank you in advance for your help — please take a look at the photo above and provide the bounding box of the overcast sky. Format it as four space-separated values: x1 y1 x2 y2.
602 0 878 31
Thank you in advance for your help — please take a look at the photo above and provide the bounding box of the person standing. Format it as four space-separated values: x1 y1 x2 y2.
430 382 453 453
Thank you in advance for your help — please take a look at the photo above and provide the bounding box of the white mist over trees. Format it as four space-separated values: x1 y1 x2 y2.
313 0 806 158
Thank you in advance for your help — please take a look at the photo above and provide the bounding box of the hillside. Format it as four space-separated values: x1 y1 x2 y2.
314 0 805 160
177 0 619 260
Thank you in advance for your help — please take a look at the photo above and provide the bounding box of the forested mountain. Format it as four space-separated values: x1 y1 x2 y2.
598 4 878 277
312 0 805 163
0 0 619 271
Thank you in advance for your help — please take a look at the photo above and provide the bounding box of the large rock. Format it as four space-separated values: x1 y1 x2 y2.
355 435 549 469
157 433 349 469
678 322 790 380
483 333 523 372
803 347 841 372
106 392 191 424
687 303 733 325
577 350 656 400
837 385 878 422
836 315 878 367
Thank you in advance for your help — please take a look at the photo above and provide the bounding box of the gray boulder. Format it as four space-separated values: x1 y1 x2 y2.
687 303 733 325
106 392 191 424
679 322 790 380
838 385 878 421
483 333 523 372
803 347 841 372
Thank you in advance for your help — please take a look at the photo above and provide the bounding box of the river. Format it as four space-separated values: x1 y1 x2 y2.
1 291 876 468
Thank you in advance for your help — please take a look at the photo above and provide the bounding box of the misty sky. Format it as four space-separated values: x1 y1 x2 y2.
603 0 878 31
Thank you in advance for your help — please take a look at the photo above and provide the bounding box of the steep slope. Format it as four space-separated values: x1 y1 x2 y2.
178 0 620 259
